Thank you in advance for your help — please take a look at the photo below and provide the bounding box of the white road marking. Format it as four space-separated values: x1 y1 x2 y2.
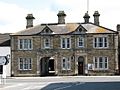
54 82 85 90
75 82 85 86
22 82 52 90
54 85 72 90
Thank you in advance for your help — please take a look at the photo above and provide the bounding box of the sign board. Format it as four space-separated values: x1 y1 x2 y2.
0 56 9 65
88 64 93 70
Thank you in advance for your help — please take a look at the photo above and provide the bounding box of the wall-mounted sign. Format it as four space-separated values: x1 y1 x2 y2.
88 64 93 70
0 56 9 65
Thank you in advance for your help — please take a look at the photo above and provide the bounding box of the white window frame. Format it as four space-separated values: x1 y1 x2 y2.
78 37 84 47
61 57 71 70
19 58 32 70
93 37 108 48
18 39 32 50
93 57 108 70
61 37 71 49
44 38 50 48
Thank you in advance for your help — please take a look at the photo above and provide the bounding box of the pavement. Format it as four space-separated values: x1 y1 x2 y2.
0 76 120 90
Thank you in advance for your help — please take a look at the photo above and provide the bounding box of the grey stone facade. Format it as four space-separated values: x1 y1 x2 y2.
11 11 119 76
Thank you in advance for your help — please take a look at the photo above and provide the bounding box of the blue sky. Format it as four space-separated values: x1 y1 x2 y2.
0 0 120 33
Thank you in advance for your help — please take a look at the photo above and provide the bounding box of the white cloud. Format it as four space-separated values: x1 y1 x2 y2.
34 8 57 24
53 0 120 30
0 1 28 33
0 0 120 33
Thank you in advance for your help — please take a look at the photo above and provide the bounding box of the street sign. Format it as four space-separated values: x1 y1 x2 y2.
0 56 9 65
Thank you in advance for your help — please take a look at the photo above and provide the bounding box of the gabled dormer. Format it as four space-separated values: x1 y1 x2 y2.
71 25 87 34
35 25 53 35
40 26 53 34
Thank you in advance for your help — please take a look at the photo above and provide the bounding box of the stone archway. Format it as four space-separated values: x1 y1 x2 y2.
40 57 55 76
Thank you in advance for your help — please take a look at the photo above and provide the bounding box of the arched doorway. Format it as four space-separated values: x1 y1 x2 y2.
78 56 84 75
40 57 55 76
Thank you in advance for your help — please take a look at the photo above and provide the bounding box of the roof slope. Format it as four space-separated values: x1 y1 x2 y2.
0 33 11 46
81 23 117 33
11 23 117 35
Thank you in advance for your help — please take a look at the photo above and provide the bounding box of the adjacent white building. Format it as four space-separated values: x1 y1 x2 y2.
0 33 11 78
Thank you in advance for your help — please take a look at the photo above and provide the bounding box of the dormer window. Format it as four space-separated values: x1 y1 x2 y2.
74 26 86 34
39 26 54 35
44 29 49 33
78 28 82 32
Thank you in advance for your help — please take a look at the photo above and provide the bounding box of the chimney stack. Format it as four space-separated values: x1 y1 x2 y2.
57 11 66 24
117 24 120 31
93 11 100 25
83 12 90 23
26 14 35 28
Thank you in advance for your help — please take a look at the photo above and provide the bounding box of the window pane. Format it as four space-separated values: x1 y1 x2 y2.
94 57 98 68
99 57 103 68
28 58 32 69
24 58 28 69
67 58 71 70
98 37 103 47
45 38 50 48
19 39 23 49
62 59 66 69
28 39 32 49
24 39 28 49
104 57 108 69
78 37 84 47
62 38 65 48
67 38 70 48
104 37 107 47
19 58 23 70
94 38 97 47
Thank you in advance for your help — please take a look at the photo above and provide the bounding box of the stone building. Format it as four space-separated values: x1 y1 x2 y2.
11 11 118 76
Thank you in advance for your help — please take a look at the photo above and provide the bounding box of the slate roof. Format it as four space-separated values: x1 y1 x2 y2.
11 22 117 36
0 33 11 46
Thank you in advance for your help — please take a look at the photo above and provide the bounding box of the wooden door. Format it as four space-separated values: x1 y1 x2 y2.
78 62 83 75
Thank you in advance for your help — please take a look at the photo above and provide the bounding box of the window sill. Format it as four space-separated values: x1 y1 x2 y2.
19 69 32 71
18 49 33 50
62 69 71 71
92 69 108 71
61 48 71 49
93 47 108 49
78 46 85 48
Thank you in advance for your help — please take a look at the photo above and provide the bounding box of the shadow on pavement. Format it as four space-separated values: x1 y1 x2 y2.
40 82 120 90
40 82 82 90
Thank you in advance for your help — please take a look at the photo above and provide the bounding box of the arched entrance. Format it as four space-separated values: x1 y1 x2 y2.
40 57 55 76
78 56 84 75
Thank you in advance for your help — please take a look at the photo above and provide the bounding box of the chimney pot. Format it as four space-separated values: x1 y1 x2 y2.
83 12 90 23
93 11 100 25
26 14 35 28
117 24 120 31
57 11 66 24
